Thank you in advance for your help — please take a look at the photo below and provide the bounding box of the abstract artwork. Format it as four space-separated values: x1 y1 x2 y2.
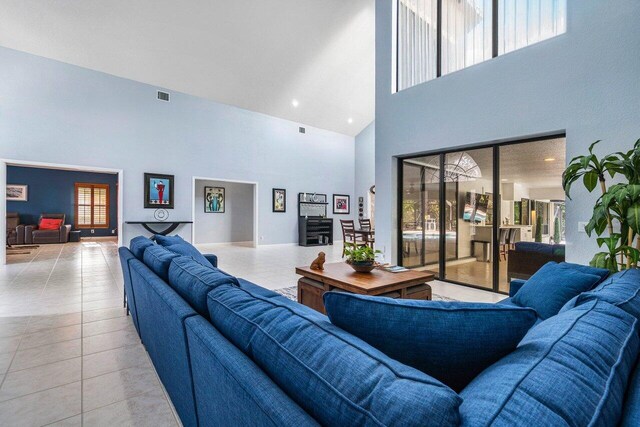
272 188 286 212
205 186 225 213
144 173 174 209
6 184 28 201
333 194 350 214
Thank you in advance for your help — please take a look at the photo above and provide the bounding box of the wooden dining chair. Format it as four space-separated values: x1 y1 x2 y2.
340 220 367 258
499 228 509 260
507 228 518 250
359 218 375 248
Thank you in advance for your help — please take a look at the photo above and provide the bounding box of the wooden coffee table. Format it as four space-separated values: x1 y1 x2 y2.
295 262 434 314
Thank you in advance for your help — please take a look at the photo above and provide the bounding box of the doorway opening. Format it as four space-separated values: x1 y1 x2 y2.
191 177 258 248
2 159 123 265
398 135 566 294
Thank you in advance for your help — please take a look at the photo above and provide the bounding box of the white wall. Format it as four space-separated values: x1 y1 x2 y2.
194 179 254 245
0 47 355 245
355 121 375 219
375 0 640 264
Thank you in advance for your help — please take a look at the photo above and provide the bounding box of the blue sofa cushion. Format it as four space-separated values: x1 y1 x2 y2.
460 300 639 426
164 241 212 268
559 261 610 283
237 278 280 299
185 316 319 427
154 234 185 246
570 269 640 320
208 285 462 427
324 292 537 391
129 236 154 260
142 245 179 281
167 256 239 317
513 262 602 319
621 358 640 426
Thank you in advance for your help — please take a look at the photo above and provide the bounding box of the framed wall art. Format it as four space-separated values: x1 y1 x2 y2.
205 186 225 213
272 188 286 213
333 194 350 215
144 173 174 209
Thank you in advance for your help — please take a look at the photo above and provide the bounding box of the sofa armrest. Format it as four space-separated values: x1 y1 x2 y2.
509 279 527 297
15 224 25 245
204 254 218 268
60 225 71 243
24 225 36 244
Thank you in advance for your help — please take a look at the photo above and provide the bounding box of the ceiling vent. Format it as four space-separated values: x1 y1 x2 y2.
157 91 170 102
299 127 306 134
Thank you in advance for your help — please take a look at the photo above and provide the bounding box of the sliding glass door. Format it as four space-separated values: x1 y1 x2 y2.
398 136 566 294
443 148 494 290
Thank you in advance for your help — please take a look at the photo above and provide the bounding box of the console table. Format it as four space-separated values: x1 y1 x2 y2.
125 221 193 236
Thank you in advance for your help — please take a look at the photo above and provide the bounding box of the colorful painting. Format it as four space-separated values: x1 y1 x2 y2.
333 194 350 215
6 184 28 201
144 173 174 209
205 187 225 213
272 188 286 213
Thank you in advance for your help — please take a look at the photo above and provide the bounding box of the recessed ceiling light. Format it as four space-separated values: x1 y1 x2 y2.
291 99 299 108
348 118 353 124
544 157 556 162
501 178 508 182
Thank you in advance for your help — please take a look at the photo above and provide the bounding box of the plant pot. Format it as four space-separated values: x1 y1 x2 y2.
347 261 376 273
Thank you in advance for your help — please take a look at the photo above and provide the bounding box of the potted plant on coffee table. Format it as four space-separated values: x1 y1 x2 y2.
344 245 381 273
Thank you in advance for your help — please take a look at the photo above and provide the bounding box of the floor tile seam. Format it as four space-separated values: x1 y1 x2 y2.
7 351 82 375
0 377 82 404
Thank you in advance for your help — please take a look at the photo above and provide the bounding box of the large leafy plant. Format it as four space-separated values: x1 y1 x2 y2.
344 246 381 264
563 139 640 271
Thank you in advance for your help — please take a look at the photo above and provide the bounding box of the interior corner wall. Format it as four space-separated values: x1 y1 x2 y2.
355 121 375 218
0 46 355 246
194 180 254 244
375 0 640 265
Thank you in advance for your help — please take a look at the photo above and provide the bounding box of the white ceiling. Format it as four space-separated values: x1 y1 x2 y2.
0 0 375 136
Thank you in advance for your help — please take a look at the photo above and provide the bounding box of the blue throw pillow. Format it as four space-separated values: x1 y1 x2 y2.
572 269 640 320
207 285 462 427
559 261 610 283
460 300 639 426
164 241 212 269
129 236 154 260
154 234 185 246
142 245 179 281
167 256 239 317
513 262 601 319
621 358 640 426
323 292 537 391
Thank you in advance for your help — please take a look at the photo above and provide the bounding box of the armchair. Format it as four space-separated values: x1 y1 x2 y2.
25 214 71 244
6 212 25 246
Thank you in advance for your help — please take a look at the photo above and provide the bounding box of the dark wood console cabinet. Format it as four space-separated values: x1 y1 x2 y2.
299 218 333 247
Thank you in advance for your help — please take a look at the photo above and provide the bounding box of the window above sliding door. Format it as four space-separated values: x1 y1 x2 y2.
394 0 567 92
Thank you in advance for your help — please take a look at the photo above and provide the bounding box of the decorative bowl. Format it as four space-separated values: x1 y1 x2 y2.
347 261 376 273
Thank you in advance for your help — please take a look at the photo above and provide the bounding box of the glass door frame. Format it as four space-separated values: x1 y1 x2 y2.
396 133 566 294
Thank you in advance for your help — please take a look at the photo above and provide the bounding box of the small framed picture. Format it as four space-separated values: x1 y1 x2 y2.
204 186 225 213
272 188 286 213
6 184 28 201
333 194 350 214
144 173 174 209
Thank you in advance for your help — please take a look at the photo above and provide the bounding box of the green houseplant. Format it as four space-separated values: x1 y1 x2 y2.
562 139 640 271
535 215 543 243
344 245 381 273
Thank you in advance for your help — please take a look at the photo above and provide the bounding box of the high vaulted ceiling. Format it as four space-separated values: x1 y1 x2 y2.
0 0 375 136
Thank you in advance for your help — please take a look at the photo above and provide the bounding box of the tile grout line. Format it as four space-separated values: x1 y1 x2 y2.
80 244 85 427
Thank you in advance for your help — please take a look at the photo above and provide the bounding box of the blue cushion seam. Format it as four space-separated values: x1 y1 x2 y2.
187 321 294 426
209 296 387 426
172 259 236 286
228 287 454 388
588 316 638 427
486 302 595 426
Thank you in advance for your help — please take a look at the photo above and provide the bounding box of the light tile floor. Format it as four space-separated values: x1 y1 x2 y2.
0 241 179 427
0 240 504 426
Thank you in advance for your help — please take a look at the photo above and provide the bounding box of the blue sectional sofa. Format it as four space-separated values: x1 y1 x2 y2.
119 235 640 426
